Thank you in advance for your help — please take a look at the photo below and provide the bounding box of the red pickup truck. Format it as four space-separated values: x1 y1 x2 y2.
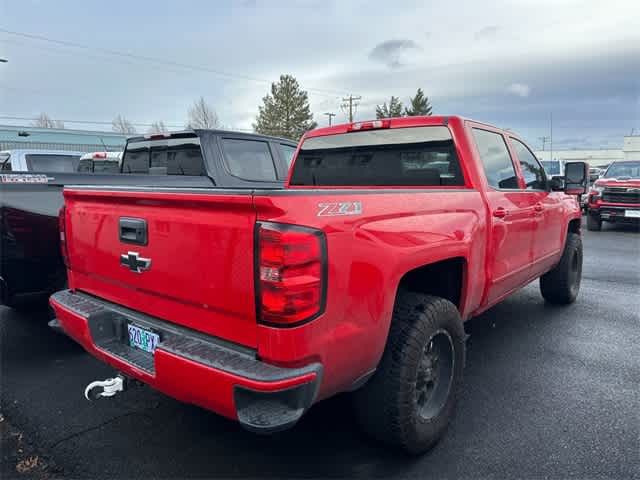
586 160 640 231
50 116 588 453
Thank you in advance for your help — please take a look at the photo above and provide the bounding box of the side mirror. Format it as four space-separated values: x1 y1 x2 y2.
549 176 564 191
564 161 588 194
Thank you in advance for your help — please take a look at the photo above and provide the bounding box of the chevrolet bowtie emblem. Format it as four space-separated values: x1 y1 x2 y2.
120 251 152 273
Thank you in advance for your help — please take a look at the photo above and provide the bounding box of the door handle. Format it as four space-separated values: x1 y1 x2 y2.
492 207 509 219
534 203 544 213
119 217 148 245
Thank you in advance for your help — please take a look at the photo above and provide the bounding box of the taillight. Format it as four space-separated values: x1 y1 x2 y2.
256 222 327 326
347 119 391 131
58 206 69 268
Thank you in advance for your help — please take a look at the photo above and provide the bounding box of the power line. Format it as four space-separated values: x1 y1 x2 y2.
0 115 251 132
0 28 348 97
0 115 184 129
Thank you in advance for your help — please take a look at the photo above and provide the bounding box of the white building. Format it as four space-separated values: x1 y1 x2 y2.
623 136 640 160
534 135 640 174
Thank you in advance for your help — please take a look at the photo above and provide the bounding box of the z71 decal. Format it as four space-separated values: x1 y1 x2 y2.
317 201 362 217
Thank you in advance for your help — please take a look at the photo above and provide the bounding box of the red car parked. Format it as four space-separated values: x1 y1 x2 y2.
50 116 588 453
586 160 640 230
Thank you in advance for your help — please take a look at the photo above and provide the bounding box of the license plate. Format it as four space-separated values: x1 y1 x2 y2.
127 324 160 353
625 210 640 218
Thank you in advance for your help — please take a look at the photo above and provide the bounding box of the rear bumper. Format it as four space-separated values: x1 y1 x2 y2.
49 290 322 433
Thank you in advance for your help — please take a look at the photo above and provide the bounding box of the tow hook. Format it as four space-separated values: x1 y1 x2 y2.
84 374 127 401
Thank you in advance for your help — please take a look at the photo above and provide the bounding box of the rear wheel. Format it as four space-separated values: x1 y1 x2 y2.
587 213 601 231
540 232 582 304
353 292 465 454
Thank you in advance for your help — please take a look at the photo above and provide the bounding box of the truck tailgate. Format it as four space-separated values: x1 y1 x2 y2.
63 187 258 348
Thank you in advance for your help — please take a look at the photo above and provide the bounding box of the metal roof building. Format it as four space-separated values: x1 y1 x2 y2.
0 125 127 152
534 136 640 169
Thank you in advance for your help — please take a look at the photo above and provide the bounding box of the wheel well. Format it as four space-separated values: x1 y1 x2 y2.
397 258 465 310
568 218 581 234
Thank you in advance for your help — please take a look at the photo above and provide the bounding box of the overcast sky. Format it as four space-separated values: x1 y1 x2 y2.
1 0 638 149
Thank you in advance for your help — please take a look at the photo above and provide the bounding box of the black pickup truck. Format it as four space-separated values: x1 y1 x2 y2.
0 130 297 308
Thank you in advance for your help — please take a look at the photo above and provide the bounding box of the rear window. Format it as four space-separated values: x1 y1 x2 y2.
77 159 121 173
25 154 80 172
121 136 205 175
289 126 464 186
221 138 277 182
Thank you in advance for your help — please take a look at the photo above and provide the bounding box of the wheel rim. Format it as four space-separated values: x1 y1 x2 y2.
414 329 455 420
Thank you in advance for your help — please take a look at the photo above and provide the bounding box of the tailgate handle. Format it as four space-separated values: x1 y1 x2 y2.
119 218 148 245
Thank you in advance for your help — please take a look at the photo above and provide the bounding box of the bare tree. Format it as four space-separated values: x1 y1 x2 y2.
112 115 137 134
32 112 65 129
187 97 219 129
147 120 168 134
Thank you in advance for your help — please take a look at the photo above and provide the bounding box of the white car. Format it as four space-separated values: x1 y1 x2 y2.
0 149 85 172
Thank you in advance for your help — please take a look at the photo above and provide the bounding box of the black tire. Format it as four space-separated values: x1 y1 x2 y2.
353 292 465 454
540 232 582 304
586 213 601 231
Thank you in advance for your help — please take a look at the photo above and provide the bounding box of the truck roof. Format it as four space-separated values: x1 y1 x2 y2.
125 129 297 145
303 115 526 145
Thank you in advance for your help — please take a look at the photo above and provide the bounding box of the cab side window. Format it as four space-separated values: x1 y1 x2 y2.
510 138 547 190
471 128 519 189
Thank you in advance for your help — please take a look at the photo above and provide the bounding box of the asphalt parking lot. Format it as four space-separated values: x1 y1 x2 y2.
1 221 639 479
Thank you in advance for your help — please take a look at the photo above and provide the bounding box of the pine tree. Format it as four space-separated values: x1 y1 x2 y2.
404 88 432 116
253 74 317 140
375 96 404 119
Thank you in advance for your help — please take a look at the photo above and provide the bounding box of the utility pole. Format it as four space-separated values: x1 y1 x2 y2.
341 95 362 122
323 112 336 126
538 136 550 151
550 112 553 165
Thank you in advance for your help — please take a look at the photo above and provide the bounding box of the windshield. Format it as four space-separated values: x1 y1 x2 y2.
290 126 464 187
25 154 81 172
541 161 561 176
603 161 640 179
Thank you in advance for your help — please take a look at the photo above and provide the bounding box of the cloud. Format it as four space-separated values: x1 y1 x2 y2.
368 39 422 68
474 25 500 40
507 83 531 97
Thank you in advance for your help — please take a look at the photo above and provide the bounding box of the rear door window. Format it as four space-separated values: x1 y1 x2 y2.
121 136 205 175
471 128 519 189
25 154 80 172
290 126 464 186
221 138 277 181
